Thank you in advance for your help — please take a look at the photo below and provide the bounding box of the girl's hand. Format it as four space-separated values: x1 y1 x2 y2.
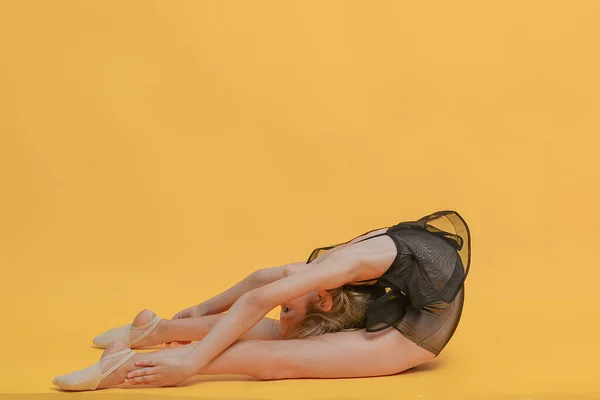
164 305 207 347
172 305 203 320
125 357 196 387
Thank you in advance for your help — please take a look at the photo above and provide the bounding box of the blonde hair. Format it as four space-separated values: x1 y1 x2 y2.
285 285 373 339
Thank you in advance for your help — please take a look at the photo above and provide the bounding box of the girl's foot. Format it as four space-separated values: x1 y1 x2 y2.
53 341 136 391
93 309 165 349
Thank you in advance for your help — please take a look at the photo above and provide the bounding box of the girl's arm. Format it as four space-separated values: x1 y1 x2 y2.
176 261 307 318
131 234 397 386
183 234 397 373
130 235 404 386
190 227 390 317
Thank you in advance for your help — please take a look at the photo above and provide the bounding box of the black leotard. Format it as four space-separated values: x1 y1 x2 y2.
306 210 471 356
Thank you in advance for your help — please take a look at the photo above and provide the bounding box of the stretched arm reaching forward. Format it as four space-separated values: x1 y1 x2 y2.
172 262 306 319
174 227 389 319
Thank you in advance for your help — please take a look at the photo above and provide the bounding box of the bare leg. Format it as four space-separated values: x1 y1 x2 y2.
57 327 433 390
112 309 280 348
82 338 277 389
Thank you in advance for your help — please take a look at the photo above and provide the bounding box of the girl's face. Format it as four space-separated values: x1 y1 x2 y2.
278 264 317 337
278 263 331 337
279 290 318 337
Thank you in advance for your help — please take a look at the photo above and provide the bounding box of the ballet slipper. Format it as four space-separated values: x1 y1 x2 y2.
93 313 161 349
53 348 134 391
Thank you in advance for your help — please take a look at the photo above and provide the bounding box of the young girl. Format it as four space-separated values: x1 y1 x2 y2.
53 210 471 391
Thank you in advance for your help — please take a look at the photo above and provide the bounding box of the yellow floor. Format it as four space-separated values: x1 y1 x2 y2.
1 1 600 399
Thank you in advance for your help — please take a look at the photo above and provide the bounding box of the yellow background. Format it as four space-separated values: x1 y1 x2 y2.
1 1 599 399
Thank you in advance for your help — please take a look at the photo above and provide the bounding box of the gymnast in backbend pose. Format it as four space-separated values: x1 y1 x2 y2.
53 210 471 391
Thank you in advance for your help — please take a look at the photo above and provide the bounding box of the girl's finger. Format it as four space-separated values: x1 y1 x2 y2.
126 374 156 384
126 367 157 379
134 359 158 367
